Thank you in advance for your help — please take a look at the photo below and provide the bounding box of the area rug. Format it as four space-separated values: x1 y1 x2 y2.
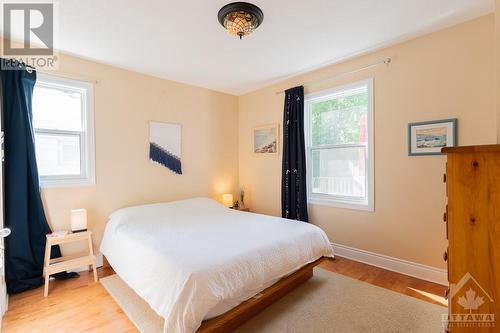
100 268 446 333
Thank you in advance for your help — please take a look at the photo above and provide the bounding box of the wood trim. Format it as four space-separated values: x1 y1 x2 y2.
197 257 325 333
102 255 111 269
442 144 500 153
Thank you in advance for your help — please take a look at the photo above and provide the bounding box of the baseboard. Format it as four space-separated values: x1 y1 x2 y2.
332 243 447 286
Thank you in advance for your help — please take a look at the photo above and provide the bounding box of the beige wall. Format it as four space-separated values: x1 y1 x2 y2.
9 14 497 267
40 54 239 252
238 15 496 269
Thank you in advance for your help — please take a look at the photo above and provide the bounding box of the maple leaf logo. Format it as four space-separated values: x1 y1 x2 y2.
457 288 484 313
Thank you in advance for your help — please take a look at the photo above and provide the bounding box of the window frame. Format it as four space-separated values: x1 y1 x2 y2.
304 78 374 212
34 73 96 187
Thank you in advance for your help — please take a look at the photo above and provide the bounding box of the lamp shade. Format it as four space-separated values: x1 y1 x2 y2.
71 209 87 232
218 2 264 39
222 194 233 208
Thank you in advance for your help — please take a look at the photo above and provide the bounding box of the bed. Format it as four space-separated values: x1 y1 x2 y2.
100 197 334 333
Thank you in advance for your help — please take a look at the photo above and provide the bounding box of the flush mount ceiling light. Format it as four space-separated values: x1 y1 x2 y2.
218 2 264 39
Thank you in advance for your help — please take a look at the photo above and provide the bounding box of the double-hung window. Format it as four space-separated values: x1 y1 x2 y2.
305 79 374 211
33 74 95 187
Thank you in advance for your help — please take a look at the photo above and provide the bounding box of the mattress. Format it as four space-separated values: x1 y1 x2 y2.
100 197 334 333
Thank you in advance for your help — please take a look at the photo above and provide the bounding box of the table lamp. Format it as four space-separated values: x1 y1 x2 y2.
71 209 87 233
222 194 233 208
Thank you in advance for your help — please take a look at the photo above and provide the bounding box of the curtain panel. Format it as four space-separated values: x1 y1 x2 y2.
281 86 309 222
0 60 65 293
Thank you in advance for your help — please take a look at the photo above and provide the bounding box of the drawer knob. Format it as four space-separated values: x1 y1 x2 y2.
443 212 447 222
443 251 448 261
470 217 476 225
443 174 447 183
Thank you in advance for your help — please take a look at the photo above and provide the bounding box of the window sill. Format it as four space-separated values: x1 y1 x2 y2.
40 177 96 188
308 198 374 212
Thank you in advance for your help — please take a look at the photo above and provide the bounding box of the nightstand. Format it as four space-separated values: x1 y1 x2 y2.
43 231 97 296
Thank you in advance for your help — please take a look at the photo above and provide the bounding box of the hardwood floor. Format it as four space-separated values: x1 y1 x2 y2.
2 257 447 332
320 257 448 307
2 267 136 333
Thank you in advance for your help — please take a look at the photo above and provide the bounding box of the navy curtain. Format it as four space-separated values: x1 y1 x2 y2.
1 60 64 294
281 86 308 222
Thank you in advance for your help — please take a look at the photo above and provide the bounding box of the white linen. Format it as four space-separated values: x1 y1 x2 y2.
100 198 334 333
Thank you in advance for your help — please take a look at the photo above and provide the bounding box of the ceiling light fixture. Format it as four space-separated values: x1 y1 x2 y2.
218 2 264 40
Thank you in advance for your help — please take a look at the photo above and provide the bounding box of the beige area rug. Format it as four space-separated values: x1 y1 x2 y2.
100 268 446 333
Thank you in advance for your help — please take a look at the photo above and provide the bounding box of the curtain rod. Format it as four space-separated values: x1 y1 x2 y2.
275 57 392 95
25 66 99 84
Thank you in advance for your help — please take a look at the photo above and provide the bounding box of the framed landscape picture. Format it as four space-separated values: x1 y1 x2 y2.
254 124 279 155
408 119 457 156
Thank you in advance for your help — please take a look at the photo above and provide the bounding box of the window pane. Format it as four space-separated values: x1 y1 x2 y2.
33 84 83 131
311 146 366 198
35 133 81 176
311 88 368 146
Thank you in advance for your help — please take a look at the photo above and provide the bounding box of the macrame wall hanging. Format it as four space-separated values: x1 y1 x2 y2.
149 121 182 175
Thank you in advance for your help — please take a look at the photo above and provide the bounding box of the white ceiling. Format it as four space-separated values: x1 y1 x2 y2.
6 0 495 95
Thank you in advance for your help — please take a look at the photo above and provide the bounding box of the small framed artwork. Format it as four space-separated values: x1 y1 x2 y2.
408 118 457 156
253 124 279 155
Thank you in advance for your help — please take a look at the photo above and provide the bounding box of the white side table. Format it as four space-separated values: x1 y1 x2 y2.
43 231 97 296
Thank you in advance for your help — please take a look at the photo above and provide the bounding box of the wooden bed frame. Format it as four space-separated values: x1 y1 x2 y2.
103 256 325 333
197 257 325 333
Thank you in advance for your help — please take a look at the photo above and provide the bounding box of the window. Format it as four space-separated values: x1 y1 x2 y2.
33 74 95 187
305 79 373 211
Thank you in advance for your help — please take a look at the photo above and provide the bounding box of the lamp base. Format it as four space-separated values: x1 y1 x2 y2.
72 229 87 233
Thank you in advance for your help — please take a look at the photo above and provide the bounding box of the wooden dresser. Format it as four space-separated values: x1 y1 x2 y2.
442 145 500 333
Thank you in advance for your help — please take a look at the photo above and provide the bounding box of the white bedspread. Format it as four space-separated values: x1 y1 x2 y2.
100 198 333 333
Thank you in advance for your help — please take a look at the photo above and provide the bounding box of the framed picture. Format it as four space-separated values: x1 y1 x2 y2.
149 121 182 174
253 124 279 155
408 118 457 156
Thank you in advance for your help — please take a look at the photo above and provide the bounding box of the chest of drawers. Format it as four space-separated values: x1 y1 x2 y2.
442 145 500 333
